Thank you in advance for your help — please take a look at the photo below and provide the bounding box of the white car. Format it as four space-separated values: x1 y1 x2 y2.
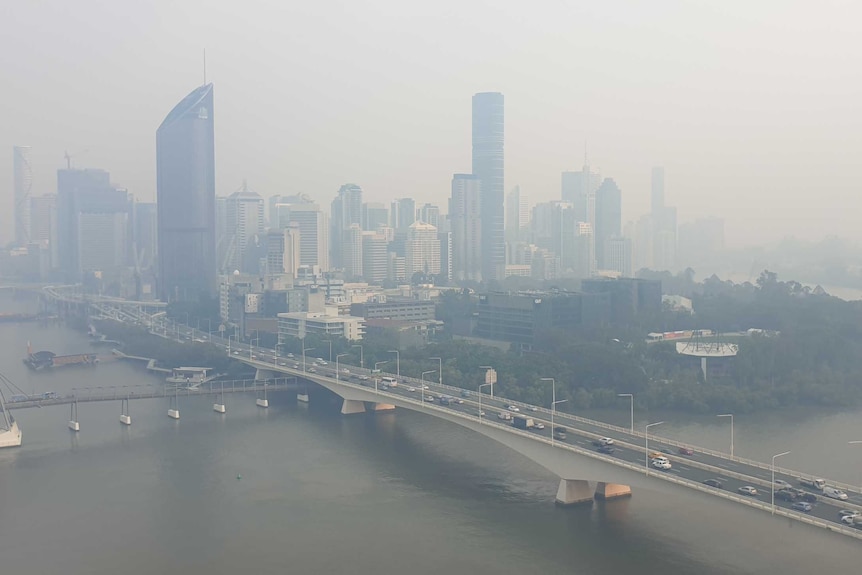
841 515 857 526
774 479 792 490
507 405 520 412
498 412 512 420
407 387 417 392
823 487 849 501
599 437 615 446
341 368 350 374
652 458 672 470
839 509 860 519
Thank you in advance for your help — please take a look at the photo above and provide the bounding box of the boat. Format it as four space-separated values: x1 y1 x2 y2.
166 367 216 389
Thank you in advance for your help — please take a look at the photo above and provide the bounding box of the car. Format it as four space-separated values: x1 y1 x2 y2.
823 487 849 501
532 422 545 430
792 489 818 503
553 427 567 441
341 368 350 373
233 350 240 355
738 486 758 496
648 451 665 460
498 412 512 420
407 387 416 392
421 385 429 390
278 361 287 366
307 367 316 373
703 479 723 489
599 437 615 446
841 515 857 526
529 406 538 412
474 409 486 417
598 445 616 454
454 398 464 404
652 458 671 470
358 375 369 381
678 447 694 456
839 509 860 519
460 390 471 398
792 501 813 512
774 479 793 490
286 353 295 358
506 405 520 412
293 363 300 369
775 489 797 502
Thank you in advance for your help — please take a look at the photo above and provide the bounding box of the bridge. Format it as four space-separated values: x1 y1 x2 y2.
30 286 862 541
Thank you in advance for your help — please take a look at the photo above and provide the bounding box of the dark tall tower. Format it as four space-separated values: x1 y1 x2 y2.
156 84 216 302
595 178 622 270
472 92 504 282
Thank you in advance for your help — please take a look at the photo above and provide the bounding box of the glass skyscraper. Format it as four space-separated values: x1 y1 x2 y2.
156 84 216 302
472 92 505 282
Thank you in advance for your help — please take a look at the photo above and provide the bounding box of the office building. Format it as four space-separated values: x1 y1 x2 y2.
581 277 662 323
225 182 265 273
417 203 440 227
505 185 529 243
362 231 388 284
330 183 362 269
57 168 130 282
13 145 33 246
438 231 453 282
132 201 158 272
342 223 363 279
449 174 482 282
277 307 366 341
273 201 329 271
605 237 633 277
405 221 440 277
595 178 622 270
362 201 389 231
389 197 416 231
350 299 436 322
156 83 216 302
29 194 57 268
472 92 505 282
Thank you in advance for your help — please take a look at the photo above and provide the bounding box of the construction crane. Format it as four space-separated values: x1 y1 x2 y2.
63 149 89 169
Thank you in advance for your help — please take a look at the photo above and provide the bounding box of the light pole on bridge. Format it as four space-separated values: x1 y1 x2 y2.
478 382 492 425
421 370 436 407
388 350 400 379
645 421 665 476
302 346 315 373
849 441 862 495
336 353 349 381
323 340 333 362
772 451 791 514
352 344 364 368
479 365 495 398
374 361 389 395
717 413 734 458
429 357 442 387
618 393 634 434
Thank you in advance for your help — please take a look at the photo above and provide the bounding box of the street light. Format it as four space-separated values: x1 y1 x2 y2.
336 353 349 381
302 346 315 372
645 421 665 475
323 340 333 362
717 414 734 458
421 370 436 407
479 365 495 398
352 344 364 368
478 382 492 424
772 451 791 514
429 357 442 387
388 350 400 379
540 377 557 443
849 441 862 494
374 360 389 394
618 393 634 434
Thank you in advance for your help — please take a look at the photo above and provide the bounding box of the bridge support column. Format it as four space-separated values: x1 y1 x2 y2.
371 403 395 412
555 479 594 506
297 393 310 403
255 369 278 381
340 399 366 415
594 482 632 501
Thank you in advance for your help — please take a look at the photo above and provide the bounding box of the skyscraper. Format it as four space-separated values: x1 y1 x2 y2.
275 201 329 271
390 197 416 231
225 182 265 273
361 231 388 284
450 174 482 282
417 203 440 228
342 223 363 279
505 185 529 243
13 145 33 246
156 84 216 302
362 201 389 231
472 92 505 282
405 221 440 277
330 183 363 269
595 178 622 270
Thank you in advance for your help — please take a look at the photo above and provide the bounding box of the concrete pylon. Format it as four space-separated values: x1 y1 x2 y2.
372 403 395 412
555 479 594 506
594 482 632 500
340 399 366 415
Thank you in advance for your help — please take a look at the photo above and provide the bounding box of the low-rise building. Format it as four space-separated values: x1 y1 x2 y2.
277 306 366 341
350 298 436 322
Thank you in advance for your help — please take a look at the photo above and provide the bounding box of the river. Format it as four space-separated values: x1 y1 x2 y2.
0 292 860 573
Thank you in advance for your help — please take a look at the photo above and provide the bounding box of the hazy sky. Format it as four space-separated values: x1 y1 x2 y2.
2 0 860 248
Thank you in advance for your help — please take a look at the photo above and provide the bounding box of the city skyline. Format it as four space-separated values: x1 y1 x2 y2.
3 1 861 249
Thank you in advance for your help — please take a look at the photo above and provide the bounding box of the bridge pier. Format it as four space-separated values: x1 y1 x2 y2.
555 479 594 506
119 397 131 426
340 399 366 415
255 368 279 381
594 482 632 500
297 393 310 403
371 403 396 412
68 400 80 431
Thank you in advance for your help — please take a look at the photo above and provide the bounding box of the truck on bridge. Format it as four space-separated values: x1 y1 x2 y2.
798 477 826 490
512 415 535 430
